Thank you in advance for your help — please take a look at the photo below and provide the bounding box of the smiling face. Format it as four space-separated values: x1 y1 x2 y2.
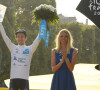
59 31 68 45
16 33 27 45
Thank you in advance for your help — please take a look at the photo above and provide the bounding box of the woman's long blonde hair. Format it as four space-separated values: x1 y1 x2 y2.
55 29 74 54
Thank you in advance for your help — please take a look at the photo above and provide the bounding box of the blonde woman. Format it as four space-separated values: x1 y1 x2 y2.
51 29 77 90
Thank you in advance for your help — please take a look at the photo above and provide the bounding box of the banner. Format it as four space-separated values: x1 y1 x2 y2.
76 0 100 29
45 30 50 47
0 4 7 22
39 19 47 40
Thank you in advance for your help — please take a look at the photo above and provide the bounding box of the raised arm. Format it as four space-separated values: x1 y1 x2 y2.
30 34 41 55
51 49 64 73
0 23 14 52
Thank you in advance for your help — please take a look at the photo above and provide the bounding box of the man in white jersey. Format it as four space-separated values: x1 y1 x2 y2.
0 23 41 90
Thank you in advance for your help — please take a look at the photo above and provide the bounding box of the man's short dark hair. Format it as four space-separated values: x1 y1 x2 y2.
15 29 27 38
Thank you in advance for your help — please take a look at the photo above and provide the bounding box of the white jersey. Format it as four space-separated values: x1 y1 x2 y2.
0 23 40 80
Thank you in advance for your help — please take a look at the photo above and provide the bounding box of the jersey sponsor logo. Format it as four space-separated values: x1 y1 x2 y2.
24 65 28 66
13 56 26 63
16 51 18 53
23 49 29 54
15 48 19 53
14 56 17 60
13 63 16 66
18 58 26 60
18 65 22 66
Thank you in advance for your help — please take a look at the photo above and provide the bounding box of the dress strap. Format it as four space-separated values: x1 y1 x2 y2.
69 48 74 58
52 48 57 54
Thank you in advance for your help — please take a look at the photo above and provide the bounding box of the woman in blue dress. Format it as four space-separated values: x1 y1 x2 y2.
51 29 78 90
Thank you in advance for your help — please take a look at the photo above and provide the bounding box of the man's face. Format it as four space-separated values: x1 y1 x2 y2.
16 33 27 45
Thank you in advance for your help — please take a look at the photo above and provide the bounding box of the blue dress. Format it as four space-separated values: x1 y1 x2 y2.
51 48 76 90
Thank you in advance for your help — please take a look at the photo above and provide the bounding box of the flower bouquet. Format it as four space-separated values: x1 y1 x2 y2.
32 4 59 25
32 4 59 47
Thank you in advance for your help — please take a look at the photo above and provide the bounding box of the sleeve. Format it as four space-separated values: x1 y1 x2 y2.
30 34 41 55
0 23 14 52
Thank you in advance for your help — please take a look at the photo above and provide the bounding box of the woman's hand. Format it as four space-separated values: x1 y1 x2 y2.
65 49 78 72
51 49 65 73
61 50 67 60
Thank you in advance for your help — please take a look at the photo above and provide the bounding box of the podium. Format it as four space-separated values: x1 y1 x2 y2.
3 64 100 90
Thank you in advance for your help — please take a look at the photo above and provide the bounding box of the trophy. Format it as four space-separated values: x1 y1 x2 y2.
0 4 7 22
0 4 7 70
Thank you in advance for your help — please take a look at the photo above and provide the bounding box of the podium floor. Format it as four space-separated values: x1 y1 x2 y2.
3 63 100 90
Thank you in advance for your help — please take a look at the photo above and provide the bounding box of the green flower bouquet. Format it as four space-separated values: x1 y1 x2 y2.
32 4 59 25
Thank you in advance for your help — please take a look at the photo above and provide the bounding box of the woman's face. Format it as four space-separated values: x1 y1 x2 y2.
59 31 68 45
